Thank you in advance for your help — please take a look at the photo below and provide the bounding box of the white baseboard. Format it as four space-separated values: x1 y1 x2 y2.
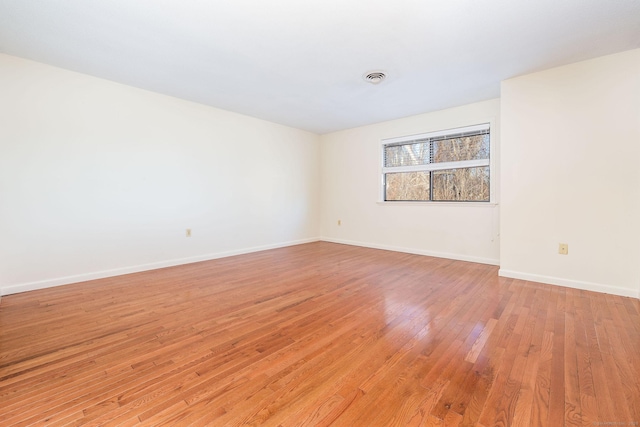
498 269 640 299
5 239 636 301
320 237 500 266
0 237 320 296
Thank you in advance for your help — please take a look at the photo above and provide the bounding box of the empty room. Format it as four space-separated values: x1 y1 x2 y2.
1 1 639 426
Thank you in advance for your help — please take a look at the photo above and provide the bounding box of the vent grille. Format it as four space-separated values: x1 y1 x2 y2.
363 71 386 84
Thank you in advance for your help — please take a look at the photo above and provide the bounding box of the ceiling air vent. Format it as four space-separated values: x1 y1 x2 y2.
363 71 386 84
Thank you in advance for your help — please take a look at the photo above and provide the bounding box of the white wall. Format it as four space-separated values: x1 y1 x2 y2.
500 49 640 298
0 53 320 295
319 99 500 265
4 49 639 300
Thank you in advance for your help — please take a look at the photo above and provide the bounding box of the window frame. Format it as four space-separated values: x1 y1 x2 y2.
379 122 494 204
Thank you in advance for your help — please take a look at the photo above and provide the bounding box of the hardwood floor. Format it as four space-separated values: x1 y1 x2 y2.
1 242 638 426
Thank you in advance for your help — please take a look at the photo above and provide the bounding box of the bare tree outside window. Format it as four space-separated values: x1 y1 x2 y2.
384 139 430 167
385 171 430 201
432 166 489 201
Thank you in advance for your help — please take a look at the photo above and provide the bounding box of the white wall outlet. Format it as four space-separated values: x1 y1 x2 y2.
186 228 192 237
558 243 568 255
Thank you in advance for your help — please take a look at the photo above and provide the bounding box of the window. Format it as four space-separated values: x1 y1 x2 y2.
381 124 490 202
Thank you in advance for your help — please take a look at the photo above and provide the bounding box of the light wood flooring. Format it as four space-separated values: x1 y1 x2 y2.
1 242 639 426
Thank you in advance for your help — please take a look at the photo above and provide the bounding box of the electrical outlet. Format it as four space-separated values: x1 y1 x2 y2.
558 243 568 255
338 220 341 226
186 228 192 237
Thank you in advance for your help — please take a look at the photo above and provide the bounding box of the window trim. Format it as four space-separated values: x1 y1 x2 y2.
381 158 489 174
379 122 495 204
382 123 490 145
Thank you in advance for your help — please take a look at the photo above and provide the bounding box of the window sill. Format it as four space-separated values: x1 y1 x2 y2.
376 201 498 207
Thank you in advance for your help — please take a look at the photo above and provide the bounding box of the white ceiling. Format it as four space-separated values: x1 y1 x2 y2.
1 1 639 134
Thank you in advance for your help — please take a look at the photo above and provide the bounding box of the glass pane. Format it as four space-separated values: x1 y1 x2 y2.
431 134 489 163
385 171 430 201
384 140 429 167
432 167 489 201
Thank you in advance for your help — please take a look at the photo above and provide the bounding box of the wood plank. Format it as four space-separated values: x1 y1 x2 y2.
573 292 597 426
549 287 566 426
464 318 498 364
563 291 583 426
510 288 549 427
